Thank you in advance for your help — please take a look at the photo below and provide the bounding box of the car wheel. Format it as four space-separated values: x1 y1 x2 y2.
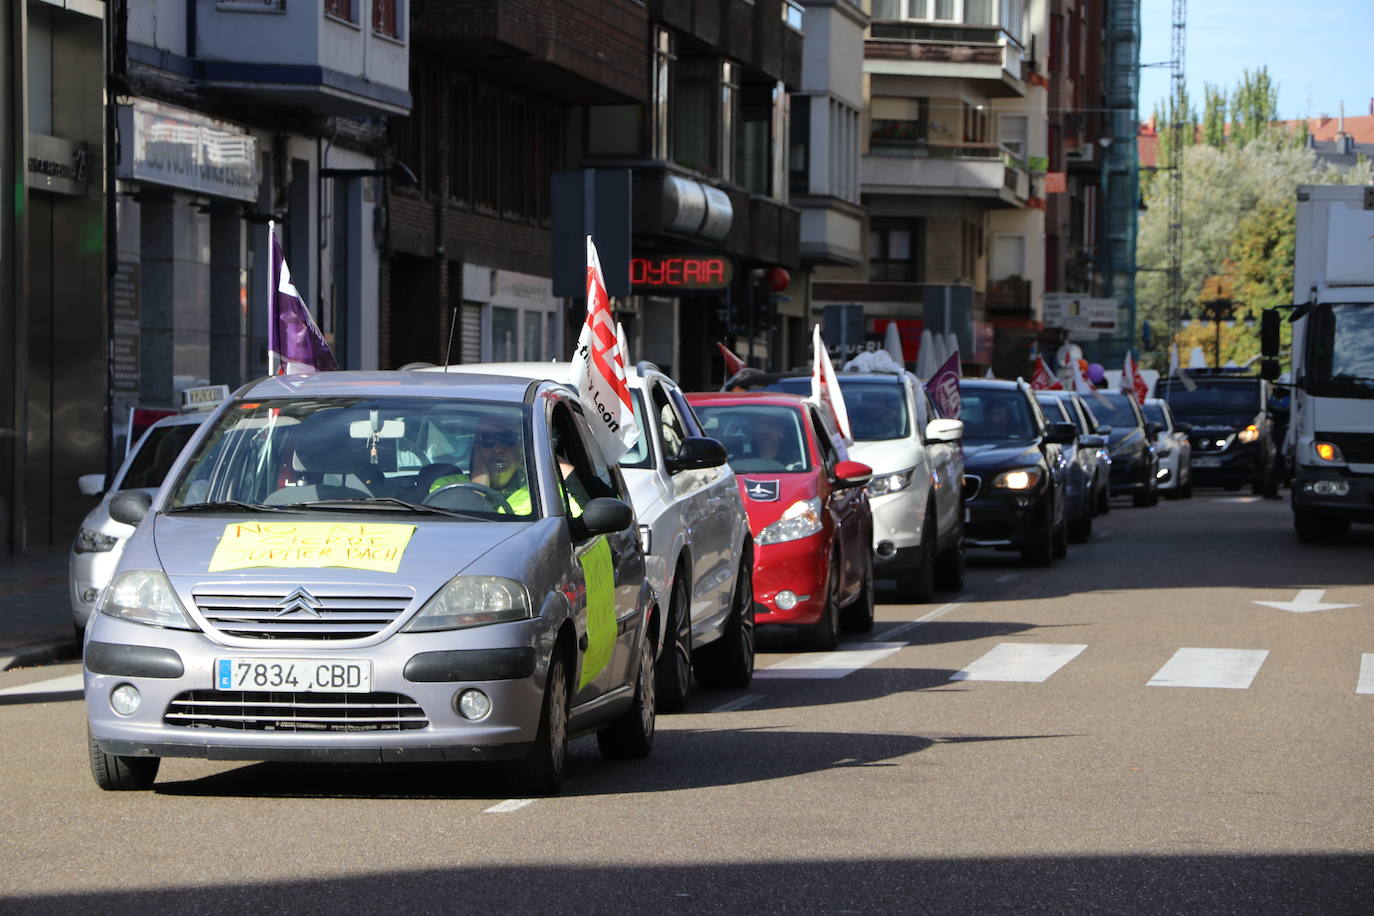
654 576 692 713
933 532 966 593
694 551 756 689
597 635 656 759
510 651 571 795
1068 511 1092 544
1133 482 1156 507
1020 499 1054 568
89 729 159 791
1052 510 1069 558
840 558 875 634
799 552 840 651
1294 508 1350 544
1097 483 1111 515
896 511 936 603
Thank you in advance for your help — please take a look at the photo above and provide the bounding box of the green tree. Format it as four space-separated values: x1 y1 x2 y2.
1202 83 1228 148
1230 67 1279 146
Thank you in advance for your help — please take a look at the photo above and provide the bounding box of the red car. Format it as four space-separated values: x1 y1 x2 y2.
687 391 875 650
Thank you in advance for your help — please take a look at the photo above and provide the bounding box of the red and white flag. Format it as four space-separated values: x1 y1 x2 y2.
716 341 746 377
810 324 852 443
1122 351 1149 405
570 236 640 462
1031 356 1063 390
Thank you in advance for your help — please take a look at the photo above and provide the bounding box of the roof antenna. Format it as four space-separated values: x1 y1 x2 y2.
443 303 458 372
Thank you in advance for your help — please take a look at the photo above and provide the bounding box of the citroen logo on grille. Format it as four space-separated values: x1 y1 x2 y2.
275 587 325 618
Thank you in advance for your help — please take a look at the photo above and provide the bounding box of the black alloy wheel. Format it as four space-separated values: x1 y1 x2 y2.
655 576 692 713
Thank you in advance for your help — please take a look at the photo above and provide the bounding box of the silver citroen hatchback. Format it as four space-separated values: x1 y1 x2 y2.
84 371 657 795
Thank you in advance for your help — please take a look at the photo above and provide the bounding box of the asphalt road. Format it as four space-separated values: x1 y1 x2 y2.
2 492 1371 914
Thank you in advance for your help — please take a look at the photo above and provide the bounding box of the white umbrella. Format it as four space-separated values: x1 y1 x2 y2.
915 328 938 379
945 332 961 369
883 321 905 367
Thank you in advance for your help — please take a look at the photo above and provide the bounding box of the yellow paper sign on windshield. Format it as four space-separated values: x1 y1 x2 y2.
208 521 417 573
578 536 616 689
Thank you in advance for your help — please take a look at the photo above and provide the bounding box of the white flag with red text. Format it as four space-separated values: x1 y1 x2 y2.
1122 351 1149 405
1031 356 1063 390
570 236 640 462
810 324 853 443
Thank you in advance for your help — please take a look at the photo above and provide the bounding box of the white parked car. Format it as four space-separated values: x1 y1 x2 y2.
1143 398 1193 499
425 361 754 710
70 391 226 635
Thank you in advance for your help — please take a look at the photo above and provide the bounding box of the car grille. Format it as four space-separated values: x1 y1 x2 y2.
962 475 982 501
163 690 428 731
193 585 414 640
1319 432 1374 464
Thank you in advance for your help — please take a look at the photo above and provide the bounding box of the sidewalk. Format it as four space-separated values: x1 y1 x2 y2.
0 548 80 670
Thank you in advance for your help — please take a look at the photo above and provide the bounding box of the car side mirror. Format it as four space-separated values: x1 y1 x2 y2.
1096 425 1113 436
108 490 152 527
832 460 873 489
666 436 729 475
1260 309 1280 357
1175 422 1193 433
924 418 963 443
78 474 107 496
1260 358 1281 382
1146 422 1164 437
1078 433 1107 448
1045 422 1077 445
579 497 635 535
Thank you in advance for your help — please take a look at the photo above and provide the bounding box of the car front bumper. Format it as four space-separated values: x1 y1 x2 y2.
752 533 831 627
1189 443 1261 485
84 614 552 763
1291 468 1374 522
963 484 1047 550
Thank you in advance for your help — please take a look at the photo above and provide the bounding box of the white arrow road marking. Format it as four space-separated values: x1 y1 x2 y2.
950 643 1087 683
1252 589 1359 614
755 642 906 679
1358 655 1374 695
1149 648 1269 689
0 673 85 697
484 799 536 814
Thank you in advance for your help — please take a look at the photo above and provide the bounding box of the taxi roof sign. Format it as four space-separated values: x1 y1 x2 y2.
182 384 230 411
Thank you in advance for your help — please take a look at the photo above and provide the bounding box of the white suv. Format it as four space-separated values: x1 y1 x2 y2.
427 362 755 710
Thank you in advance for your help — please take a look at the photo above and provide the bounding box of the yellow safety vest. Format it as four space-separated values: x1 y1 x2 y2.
429 472 532 516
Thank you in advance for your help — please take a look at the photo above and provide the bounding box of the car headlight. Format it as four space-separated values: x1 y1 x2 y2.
98 569 199 630
1236 424 1260 444
867 468 914 497
992 468 1042 490
404 576 532 632
1314 441 1344 463
757 498 824 545
74 528 119 554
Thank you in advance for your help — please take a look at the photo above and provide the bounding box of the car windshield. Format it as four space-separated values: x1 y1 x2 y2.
1092 392 1141 429
959 389 1037 440
120 422 202 490
694 404 811 472
1141 403 1166 426
839 380 910 441
1154 380 1259 416
1035 396 1070 424
167 397 538 519
1307 303 1374 393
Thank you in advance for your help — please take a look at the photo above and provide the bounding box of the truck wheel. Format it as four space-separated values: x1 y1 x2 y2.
89 730 159 791
1294 509 1350 543
694 553 755 689
597 636 656 759
654 576 692 713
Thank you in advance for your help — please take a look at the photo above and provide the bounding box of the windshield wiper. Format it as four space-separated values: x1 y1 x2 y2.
165 500 301 514
287 497 487 519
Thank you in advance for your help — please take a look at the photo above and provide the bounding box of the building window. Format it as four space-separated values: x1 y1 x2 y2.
449 77 472 204
869 221 923 282
788 97 810 196
324 0 353 22
782 0 804 31
652 28 674 161
999 113 1028 161
473 86 501 213
674 57 716 173
373 0 401 38
721 61 740 184
876 0 1018 38
991 233 1026 281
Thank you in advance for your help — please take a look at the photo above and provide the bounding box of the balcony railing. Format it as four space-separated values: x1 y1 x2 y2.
862 148 1028 202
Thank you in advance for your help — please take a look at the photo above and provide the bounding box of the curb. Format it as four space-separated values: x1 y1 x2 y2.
0 637 80 672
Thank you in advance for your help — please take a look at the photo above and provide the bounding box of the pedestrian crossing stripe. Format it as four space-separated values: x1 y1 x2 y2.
1359 654 1374 695
755 642 906 679
950 643 1087 683
1148 647 1269 689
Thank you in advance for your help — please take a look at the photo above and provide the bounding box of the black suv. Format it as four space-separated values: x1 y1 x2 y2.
1155 370 1277 496
958 379 1077 567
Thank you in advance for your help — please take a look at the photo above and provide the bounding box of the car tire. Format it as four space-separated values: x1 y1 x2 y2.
933 534 966 593
1052 511 1069 558
1097 484 1111 515
509 651 571 795
1068 512 1092 544
597 635 656 759
799 553 840 651
840 559 875 634
1021 500 1054 568
1294 508 1350 544
694 552 755 689
896 511 937 604
655 576 692 713
1133 482 1157 507
1180 479 1193 499
89 729 159 791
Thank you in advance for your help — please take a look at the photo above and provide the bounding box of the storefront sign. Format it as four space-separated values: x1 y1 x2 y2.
27 134 88 197
1042 294 1119 337
117 101 259 201
630 254 732 292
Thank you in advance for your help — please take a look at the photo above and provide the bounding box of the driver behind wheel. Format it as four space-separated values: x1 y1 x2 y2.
428 417 531 514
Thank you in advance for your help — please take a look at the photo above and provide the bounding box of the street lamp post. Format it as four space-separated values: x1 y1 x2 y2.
1197 297 1238 368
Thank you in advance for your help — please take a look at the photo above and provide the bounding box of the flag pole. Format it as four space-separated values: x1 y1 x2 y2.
266 220 279 376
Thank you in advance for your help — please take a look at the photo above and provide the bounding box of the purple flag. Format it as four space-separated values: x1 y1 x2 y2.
925 350 961 419
268 224 337 375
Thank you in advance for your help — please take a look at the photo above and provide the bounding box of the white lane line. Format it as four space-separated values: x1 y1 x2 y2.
996 573 1020 583
0 673 85 697
1358 654 1374 695
881 598 969 642
950 643 1087 683
484 799 536 814
1148 648 1269 689
710 693 763 713
755 642 906 680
